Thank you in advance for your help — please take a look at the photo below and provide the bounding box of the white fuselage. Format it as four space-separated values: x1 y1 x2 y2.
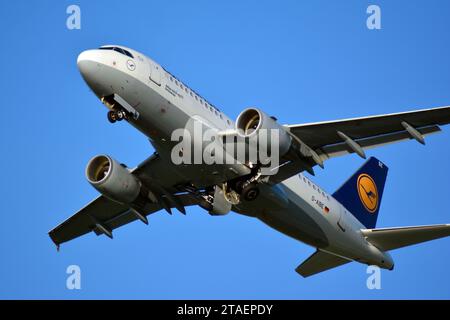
77 46 394 269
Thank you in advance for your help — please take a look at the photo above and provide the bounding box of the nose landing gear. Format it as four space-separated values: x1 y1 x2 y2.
107 109 127 123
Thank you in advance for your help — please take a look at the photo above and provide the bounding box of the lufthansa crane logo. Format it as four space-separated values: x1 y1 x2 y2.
357 174 378 213
126 60 136 71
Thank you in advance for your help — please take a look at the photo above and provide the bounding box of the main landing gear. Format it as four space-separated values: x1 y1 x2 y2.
234 180 260 202
107 109 127 123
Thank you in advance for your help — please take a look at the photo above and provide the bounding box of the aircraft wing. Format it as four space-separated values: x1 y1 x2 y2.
287 106 450 161
48 193 198 247
49 153 199 248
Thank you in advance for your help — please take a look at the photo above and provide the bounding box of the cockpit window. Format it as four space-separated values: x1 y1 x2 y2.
99 46 134 59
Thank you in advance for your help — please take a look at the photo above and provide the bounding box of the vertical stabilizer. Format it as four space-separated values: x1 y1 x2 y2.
333 157 388 229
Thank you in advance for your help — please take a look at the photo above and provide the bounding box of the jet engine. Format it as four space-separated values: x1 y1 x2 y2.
86 155 141 204
235 108 292 158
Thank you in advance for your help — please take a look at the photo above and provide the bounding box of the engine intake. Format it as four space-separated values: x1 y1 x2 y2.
236 108 292 158
86 155 140 204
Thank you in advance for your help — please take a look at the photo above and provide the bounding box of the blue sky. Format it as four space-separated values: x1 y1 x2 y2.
1 0 450 299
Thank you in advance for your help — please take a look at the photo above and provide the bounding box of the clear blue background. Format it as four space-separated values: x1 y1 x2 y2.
1 0 449 299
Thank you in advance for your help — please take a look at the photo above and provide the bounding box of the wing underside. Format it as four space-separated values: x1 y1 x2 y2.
288 106 450 161
49 193 198 247
266 106 450 183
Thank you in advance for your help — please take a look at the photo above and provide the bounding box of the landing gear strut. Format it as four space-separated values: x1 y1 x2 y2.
107 110 127 123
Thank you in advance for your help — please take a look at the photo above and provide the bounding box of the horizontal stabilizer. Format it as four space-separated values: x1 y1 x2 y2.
295 250 351 278
361 224 450 251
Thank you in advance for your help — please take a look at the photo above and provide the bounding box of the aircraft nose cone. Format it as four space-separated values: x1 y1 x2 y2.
77 50 101 79
76 50 109 96
77 50 89 65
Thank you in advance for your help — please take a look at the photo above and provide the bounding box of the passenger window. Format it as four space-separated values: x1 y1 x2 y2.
195 96 198 101
227 120 231 125
175 80 179 86
220 114 223 119
170 76 173 82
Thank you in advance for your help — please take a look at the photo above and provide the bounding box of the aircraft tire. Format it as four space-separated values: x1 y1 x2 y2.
242 184 259 201
107 111 117 123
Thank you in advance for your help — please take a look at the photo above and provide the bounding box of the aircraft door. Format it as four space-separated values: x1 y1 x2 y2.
149 62 161 86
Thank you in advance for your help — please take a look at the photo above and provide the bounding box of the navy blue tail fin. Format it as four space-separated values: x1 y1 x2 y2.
332 157 388 229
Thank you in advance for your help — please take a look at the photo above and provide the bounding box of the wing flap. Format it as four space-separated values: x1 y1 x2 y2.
295 250 351 278
361 224 450 251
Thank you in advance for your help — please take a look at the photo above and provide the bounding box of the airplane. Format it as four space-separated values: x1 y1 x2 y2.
49 45 450 277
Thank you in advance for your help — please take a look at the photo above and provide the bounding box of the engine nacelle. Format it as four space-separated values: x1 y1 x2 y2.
235 108 292 158
86 155 141 204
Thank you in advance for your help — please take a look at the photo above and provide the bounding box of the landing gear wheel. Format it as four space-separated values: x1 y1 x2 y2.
107 111 117 123
116 110 126 121
107 110 127 123
234 180 245 194
241 183 259 201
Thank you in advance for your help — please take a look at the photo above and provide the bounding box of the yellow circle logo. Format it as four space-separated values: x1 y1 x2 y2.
357 174 378 213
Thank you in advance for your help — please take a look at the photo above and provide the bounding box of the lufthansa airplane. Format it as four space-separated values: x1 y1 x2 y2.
50 45 450 277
